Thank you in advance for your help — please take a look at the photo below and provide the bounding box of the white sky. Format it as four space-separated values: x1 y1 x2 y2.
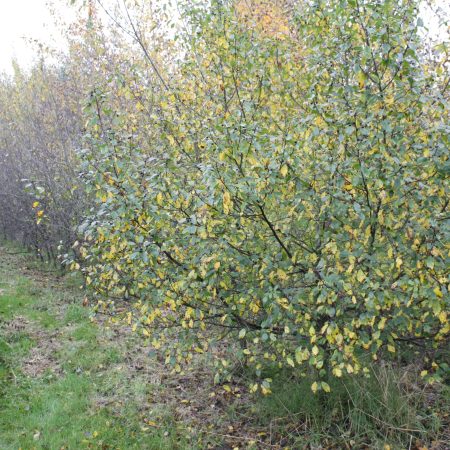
0 0 448 75
0 0 78 74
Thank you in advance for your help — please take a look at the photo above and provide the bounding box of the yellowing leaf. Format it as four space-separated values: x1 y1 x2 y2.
277 268 287 280
356 270 366 283
357 70 366 88
280 165 288 177
311 381 318 393
321 382 331 392
378 317 387 330
295 347 309 363
223 191 232 214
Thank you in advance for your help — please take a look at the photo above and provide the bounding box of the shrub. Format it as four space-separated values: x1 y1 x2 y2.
79 0 449 392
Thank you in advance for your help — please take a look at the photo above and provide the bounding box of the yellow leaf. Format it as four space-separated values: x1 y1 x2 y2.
321 382 331 392
356 270 366 283
312 345 319 356
277 268 287 280
333 367 343 377
433 287 443 298
280 165 288 177
295 347 309 363
32 201 39 208
311 381 318 393
357 70 366 88
223 191 232 214
387 344 395 353
286 357 295 367
378 317 387 330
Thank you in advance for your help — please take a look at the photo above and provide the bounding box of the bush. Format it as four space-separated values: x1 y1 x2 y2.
0 63 85 260
79 0 449 392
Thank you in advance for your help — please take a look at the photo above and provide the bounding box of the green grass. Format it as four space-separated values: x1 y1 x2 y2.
0 247 192 450
0 372 188 449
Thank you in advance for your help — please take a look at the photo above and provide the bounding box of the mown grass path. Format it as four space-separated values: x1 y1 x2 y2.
0 246 191 449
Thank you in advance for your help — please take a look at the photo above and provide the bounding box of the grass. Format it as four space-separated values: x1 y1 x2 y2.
249 366 449 448
0 244 191 450
0 241 448 449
